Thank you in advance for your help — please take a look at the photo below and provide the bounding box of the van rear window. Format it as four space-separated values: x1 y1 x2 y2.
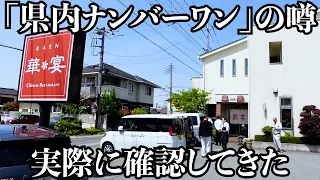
189 116 198 125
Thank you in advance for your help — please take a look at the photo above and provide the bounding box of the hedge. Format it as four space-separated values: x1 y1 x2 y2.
254 135 320 145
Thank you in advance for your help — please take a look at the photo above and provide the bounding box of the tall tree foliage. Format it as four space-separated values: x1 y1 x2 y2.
171 88 210 113
299 105 320 138
61 96 92 115
100 89 123 127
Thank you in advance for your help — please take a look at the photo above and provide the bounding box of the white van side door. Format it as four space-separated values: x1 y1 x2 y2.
114 118 138 149
136 118 158 148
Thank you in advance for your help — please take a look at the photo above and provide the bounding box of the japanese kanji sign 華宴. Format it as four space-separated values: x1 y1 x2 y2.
18 29 86 102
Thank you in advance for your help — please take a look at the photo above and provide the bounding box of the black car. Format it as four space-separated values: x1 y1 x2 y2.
0 124 74 179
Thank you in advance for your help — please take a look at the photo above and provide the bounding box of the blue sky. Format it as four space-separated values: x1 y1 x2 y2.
0 0 316 107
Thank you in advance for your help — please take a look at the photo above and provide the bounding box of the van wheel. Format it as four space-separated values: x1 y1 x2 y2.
102 142 114 153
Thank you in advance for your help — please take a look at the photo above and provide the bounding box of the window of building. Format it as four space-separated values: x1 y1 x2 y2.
128 82 133 93
232 59 236 77
245 58 248 76
269 41 282 63
22 109 28 112
220 60 224 77
280 97 292 129
145 86 152 96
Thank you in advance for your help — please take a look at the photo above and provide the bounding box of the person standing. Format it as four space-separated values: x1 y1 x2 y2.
273 117 285 153
199 116 213 157
214 115 222 145
238 124 248 145
220 117 230 150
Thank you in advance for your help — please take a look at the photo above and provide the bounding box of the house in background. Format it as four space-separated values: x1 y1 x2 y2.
192 37 249 136
19 64 160 113
0 87 17 105
81 63 161 112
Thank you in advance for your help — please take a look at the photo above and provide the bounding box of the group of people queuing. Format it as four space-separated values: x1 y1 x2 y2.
199 115 230 157
198 115 285 157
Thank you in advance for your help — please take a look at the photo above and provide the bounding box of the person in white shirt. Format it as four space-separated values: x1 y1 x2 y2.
214 116 222 145
220 117 230 150
273 117 285 153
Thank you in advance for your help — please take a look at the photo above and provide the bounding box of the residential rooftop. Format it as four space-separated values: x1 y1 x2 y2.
0 87 17 96
82 63 161 88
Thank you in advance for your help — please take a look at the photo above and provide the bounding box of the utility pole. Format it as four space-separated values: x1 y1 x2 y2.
169 63 173 114
95 27 106 129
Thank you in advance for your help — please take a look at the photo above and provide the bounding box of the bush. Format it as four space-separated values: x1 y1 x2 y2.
54 119 83 136
284 131 292 137
84 127 104 135
261 126 273 136
1 101 19 111
299 105 320 138
131 107 147 114
254 135 320 145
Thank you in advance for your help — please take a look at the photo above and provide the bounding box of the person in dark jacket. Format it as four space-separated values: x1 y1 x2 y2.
199 116 213 157
237 124 248 145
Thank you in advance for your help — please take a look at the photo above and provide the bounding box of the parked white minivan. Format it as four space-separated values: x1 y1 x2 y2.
171 113 206 144
100 114 187 153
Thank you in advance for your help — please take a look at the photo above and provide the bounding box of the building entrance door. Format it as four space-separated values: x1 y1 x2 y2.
229 109 248 136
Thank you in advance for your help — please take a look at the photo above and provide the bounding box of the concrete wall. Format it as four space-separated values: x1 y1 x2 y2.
248 25 320 138
138 84 154 105
202 40 249 104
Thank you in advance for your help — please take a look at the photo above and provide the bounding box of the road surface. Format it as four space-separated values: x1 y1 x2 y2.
71 135 320 180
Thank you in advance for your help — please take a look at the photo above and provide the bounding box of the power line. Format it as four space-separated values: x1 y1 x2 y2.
170 0 207 44
140 0 202 66
152 0 206 52
105 43 177 57
110 57 171 65
0 44 23 51
114 0 202 75
144 0 203 51
210 24 221 47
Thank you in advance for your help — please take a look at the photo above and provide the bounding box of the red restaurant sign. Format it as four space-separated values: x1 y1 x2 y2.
18 30 74 101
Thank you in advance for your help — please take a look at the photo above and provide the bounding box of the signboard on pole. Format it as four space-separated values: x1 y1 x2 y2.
230 109 248 124
17 29 86 103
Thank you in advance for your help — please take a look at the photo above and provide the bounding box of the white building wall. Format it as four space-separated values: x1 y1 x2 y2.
248 26 320 138
138 84 154 105
202 41 249 104
191 77 204 90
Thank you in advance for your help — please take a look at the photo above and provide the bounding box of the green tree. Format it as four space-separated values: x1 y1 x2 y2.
61 96 92 115
100 89 122 127
131 107 147 114
171 88 211 113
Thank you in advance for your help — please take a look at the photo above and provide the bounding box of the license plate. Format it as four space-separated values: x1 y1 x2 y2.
178 135 182 140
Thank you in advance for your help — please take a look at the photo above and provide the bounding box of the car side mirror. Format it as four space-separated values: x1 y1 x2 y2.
118 126 124 131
